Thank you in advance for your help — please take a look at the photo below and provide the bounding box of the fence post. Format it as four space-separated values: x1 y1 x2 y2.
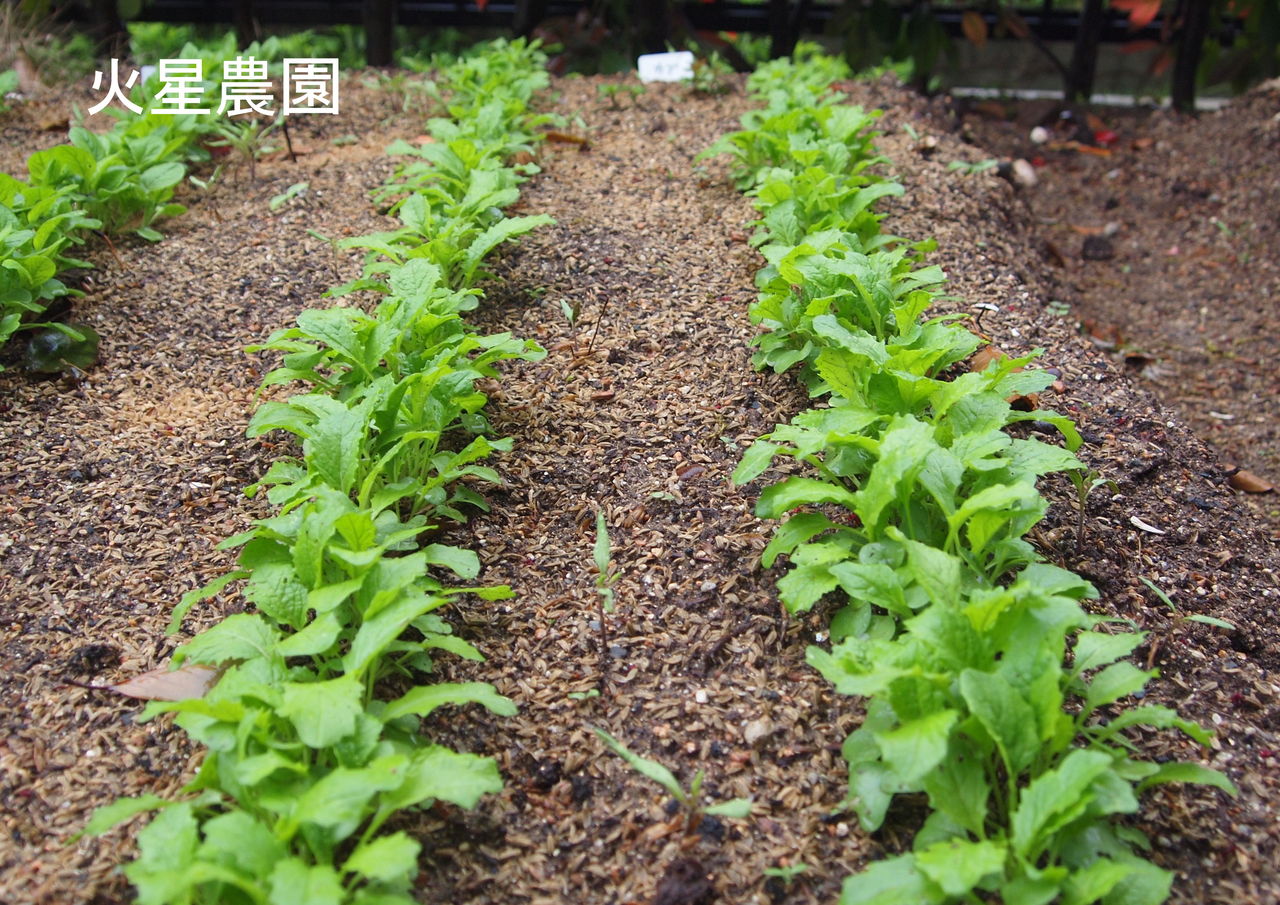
1172 0 1212 112
90 0 128 59
234 0 258 49
1065 0 1106 102
514 0 550 37
365 0 396 66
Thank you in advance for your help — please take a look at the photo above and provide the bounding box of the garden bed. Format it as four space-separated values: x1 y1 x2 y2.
0 69 1276 905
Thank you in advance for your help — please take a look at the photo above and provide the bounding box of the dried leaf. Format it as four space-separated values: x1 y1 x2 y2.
1000 9 1031 39
962 11 989 47
544 131 589 146
1130 516 1166 535
1228 469 1274 494
1149 47 1176 77
969 345 1009 372
106 664 220 701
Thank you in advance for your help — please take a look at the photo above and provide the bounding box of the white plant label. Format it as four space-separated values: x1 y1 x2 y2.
637 51 694 83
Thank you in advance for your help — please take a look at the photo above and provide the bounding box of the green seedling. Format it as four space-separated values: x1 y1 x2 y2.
568 688 601 701
332 134 359 147
207 114 283 184
268 181 309 212
688 53 734 97
1068 466 1118 545
1140 577 1237 631
598 82 646 110
947 157 998 175
560 297 579 326
594 510 619 613
594 728 752 833
764 863 808 886
1046 299 1072 318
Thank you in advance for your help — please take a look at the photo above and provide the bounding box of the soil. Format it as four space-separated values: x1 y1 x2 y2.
946 84 1280 533
1 69 1278 905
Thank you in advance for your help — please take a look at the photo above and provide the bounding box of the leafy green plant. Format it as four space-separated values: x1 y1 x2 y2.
594 728 752 832
87 38 558 905
687 52 734 96
0 69 18 113
708 49 1237 905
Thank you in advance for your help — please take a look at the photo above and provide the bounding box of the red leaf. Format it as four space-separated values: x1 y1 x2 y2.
476 0 488 10
1112 0 1162 29
1120 38 1162 54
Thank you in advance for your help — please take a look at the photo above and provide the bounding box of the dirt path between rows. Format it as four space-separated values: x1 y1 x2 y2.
1 73 1278 905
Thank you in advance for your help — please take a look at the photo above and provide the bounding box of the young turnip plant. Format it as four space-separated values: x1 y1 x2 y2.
594 728 752 834
592 510 620 686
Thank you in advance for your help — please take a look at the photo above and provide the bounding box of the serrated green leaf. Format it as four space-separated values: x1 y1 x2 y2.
914 838 1006 897
383 681 516 721
344 831 421 884
278 674 363 747
176 613 278 666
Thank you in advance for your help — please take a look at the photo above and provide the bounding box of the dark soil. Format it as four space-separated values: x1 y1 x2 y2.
948 83 1280 533
1 71 1277 905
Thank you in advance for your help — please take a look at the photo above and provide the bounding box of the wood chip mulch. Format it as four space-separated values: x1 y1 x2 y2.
1 73 1276 905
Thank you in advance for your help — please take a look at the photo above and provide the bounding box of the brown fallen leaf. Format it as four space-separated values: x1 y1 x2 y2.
961 10 989 47
1047 140 1113 158
969 345 1008 373
969 345 1039 410
590 390 615 402
13 47 46 94
1227 469 1274 493
103 663 220 701
639 816 683 844
544 131 589 146
1043 239 1067 268
39 117 69 132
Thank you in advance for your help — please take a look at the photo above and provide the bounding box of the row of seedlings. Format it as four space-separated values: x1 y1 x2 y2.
0 36 307 362
85 39 555 905
703 48 1235 905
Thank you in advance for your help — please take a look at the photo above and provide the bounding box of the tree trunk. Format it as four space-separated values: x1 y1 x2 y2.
90 0 128 60
1172 0 1212 113
1064 0 1106 103
364 0 396 67
233 0 257 50
514 0 550 38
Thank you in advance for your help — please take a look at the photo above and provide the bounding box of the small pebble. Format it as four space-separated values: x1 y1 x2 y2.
694 689 708 704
